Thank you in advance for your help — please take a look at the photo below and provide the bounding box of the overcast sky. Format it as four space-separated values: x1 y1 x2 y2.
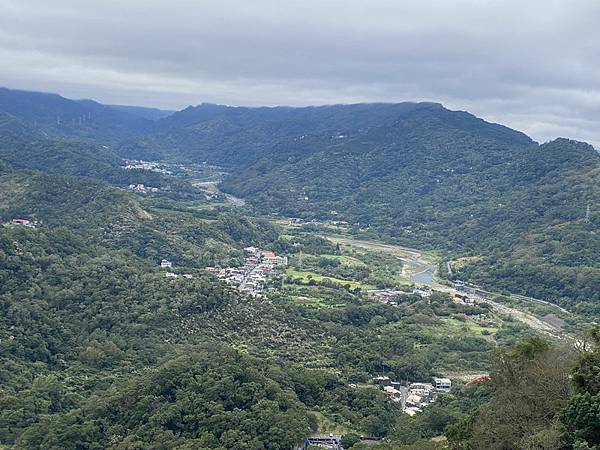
1 0 599 146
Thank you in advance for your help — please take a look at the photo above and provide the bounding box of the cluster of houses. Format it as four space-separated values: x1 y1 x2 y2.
371 290 406 305
287 217 350 227
374 375 451 416
206 247 288 295
127 183 159 193
4 219 39 228
159 259 193 279
370 288 433 306
122 160 172 174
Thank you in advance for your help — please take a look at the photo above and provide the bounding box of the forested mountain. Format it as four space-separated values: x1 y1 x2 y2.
0 124 121 178
1 87 597 313
0 87 154 143
0 125 194 191
122 101 529 166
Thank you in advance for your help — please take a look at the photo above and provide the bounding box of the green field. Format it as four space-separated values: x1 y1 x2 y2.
286 268 375 290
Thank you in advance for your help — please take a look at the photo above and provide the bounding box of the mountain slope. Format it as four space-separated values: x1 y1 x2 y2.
222 105 541 243
122 102 533 167
0 123 191 190
0 87 153 143
0 122 122 179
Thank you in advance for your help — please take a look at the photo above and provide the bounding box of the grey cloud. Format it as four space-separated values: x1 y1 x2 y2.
0 0 599 147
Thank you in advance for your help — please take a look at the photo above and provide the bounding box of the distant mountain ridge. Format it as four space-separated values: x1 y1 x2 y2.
108 104 175 121
121 101 533 166
0 87 156 144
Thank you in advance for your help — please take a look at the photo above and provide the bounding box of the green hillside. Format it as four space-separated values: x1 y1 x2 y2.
0 168 522 448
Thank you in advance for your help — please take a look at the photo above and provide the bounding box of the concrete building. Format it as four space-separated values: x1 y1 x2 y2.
433 377 452 392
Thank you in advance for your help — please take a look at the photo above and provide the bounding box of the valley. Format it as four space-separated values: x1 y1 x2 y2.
0 87 597 449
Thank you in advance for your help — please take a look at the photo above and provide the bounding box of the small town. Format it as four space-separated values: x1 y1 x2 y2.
157 248 288 295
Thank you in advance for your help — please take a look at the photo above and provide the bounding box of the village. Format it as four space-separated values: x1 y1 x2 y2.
207 246 288 296
370 286 479 308
127 183 160 193
372 375 452 416
159 247 288 296
122 159 173 174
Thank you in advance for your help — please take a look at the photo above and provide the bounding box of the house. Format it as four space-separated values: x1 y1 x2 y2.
261 251 288 266
408 382 434 396
465 374 491 387
373 376 391 387
405 394 424 407
433 378 452 392
165 272 178 278
12 219 37 228
412 288 432 298
160 259 173 268
383 386 405 403
404 406 422 416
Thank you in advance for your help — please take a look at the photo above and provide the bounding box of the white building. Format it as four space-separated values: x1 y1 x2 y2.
161 259 173 268
433 377 452 392
409 383 434 395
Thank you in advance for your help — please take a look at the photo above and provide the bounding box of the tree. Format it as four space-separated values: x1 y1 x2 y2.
562 328 600 448
341 433 360 448
468 337 576 449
